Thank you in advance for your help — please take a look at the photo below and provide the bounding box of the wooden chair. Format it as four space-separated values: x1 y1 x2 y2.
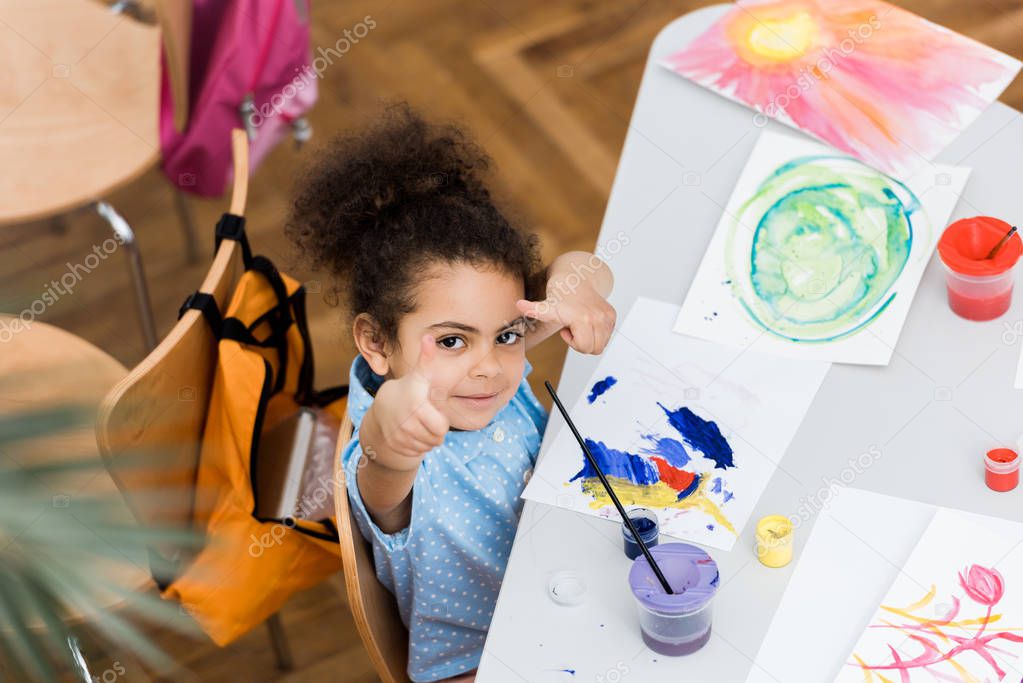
0 0 199 351
153 0 192 134
95 130 296 669
333 417 412 683
0 316 152 672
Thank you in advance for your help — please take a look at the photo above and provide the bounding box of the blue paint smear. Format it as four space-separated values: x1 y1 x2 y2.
570 439 660 485
712 476 735 502
676 473 701 500
641 435 690 468
587 376 617 403
706 524 715 531
659 404 735 470
557 670 576 676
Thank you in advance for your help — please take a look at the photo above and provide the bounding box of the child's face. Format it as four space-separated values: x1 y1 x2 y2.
388 263 528 431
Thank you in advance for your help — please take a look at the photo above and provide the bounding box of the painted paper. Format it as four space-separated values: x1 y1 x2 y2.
522 297 829 551
837 508 1023 682
674 128 970 365
745 489 937 683
659 0 1021 179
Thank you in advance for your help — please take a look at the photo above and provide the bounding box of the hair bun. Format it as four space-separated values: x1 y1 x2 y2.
287 102 494 276
286 101 541 342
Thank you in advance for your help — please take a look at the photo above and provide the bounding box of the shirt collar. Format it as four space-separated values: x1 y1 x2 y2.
346 354 383 430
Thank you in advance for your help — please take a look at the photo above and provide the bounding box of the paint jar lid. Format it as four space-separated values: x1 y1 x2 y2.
547 571 586 607
629 542 719 614
755 515 793 543
938 217 1022 276
986 448 1020 474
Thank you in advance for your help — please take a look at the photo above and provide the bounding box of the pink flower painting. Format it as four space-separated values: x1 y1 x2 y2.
660 0 1021 178
851 564 1023 681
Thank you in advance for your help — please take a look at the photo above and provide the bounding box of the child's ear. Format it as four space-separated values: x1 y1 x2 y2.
353 313 391 376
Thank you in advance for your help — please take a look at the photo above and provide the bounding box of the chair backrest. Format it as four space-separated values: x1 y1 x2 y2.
333 417 412 683
95 130 249 554
154 0 192 133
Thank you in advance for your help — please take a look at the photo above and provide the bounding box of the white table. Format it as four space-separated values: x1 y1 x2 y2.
477 5 1023 681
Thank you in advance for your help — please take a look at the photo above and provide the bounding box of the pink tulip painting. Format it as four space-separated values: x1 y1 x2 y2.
660 0 1021 179
850 565 1023 680
961 565 1005 607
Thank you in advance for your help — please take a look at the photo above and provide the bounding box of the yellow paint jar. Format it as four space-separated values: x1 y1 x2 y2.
756 515 793 568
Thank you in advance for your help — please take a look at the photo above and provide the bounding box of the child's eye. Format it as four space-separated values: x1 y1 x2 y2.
437 336 465 350
496 330 523 345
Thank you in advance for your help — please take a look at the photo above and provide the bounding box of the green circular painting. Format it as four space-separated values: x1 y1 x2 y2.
725 155 921 342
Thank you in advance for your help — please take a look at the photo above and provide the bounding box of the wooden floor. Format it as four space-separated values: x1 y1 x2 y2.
3 0 1023 679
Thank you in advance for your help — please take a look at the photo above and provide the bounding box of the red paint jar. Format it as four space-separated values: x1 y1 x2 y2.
985 448 1020 492
937 217 1022 321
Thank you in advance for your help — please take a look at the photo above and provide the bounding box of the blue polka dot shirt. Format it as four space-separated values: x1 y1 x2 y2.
342 355 548 682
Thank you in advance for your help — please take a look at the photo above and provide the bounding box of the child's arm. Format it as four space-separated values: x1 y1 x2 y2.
518 251 616 354
354 336 450 534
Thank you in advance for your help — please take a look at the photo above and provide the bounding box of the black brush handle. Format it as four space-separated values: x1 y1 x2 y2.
545 380 674 595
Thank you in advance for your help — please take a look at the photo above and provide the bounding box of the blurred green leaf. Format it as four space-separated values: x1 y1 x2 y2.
0 405 203 680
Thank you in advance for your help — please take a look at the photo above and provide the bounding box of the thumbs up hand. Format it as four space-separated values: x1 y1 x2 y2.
366 334 451 471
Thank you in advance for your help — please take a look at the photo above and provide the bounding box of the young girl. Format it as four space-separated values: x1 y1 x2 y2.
287 104 615 683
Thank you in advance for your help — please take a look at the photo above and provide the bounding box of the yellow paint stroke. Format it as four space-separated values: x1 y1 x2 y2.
579 474 737 535
851 653 875 682
898 585 936 613
879 617 949 650
852 653 893 683
946 658 981 683
726 7 820 68
881 605 1009 643
746 11 817 62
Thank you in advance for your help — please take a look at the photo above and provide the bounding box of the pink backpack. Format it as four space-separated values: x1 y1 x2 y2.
159 0 317 197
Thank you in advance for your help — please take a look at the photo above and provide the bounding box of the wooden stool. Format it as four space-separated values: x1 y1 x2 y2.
0 316 152 679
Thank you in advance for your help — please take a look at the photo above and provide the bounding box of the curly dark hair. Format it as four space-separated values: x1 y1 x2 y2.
286 103 543 343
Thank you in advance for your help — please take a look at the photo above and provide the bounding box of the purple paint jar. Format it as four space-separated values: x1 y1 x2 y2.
628 542 719 656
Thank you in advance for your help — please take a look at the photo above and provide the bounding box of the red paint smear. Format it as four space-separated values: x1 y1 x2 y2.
650 457 698 493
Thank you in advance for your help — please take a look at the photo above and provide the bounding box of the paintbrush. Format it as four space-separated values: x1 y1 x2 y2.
544 380 675 595
985 225 1018 259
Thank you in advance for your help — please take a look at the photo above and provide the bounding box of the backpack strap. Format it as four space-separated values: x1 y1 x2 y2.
178 291 223 337
247 256 291 314
219 256 292 394
214 213 253 268
249 257 292 394
308 384 349 406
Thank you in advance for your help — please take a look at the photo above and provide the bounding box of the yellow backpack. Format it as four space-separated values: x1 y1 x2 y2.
164 221 345 645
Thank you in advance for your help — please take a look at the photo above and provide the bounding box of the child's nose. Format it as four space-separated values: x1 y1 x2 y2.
469 348 501 379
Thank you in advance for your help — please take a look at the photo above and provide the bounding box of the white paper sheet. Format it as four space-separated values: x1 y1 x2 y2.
746 489 937 683
674 128 970 365
523 297 829 551
836 508 1023 681
746 491 1023 682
